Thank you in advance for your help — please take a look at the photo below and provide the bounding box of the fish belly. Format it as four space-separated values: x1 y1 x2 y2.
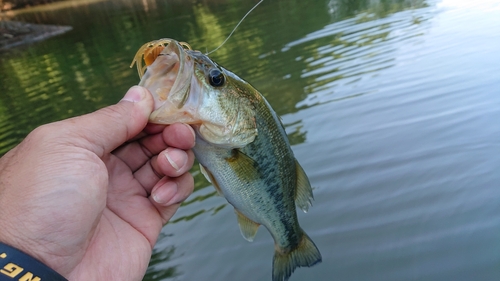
193 135 301 250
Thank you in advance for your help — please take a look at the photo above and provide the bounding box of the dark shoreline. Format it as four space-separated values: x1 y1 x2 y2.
0 20 71 51
1 0 66 12
0 0 73 51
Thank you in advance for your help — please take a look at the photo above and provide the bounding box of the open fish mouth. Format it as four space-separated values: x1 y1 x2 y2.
131 39 258 148
130 39 198 124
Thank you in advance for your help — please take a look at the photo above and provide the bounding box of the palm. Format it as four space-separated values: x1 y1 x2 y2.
66 155 159 280
64 125 194 280
0 90 194 281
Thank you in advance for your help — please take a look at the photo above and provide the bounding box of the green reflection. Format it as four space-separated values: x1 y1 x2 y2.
144 234 179 280
327 0 429 21
285 120 307 146
282 0 430 109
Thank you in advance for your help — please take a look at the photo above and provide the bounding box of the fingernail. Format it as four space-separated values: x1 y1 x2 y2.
121 86 145 103
152 181 178 204
185 123 196 144
165 148 187 172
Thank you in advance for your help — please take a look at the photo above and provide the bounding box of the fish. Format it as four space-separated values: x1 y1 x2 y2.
131 39 322 281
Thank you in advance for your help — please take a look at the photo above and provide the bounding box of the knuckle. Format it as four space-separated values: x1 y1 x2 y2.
28 123 60 143
179 173 195 196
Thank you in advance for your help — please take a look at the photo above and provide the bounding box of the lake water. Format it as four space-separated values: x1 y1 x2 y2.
1 0 500 280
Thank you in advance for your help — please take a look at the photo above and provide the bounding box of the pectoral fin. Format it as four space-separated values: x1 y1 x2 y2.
294 160 314 213
235 208 260 242
199 164 223 196
225 149 260 182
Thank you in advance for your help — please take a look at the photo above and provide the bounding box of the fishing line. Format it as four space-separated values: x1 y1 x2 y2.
206 0 264 55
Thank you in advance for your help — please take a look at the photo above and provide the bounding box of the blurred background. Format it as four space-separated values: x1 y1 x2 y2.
1 0 500 280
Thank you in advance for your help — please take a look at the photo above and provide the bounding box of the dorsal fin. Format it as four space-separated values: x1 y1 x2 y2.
294 160 314 213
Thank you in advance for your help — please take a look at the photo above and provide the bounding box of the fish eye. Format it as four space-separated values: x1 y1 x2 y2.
209 69 225 87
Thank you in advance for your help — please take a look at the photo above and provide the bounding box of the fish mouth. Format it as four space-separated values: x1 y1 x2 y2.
134 39 197 124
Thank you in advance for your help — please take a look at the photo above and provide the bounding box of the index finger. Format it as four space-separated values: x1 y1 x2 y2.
113 123 195 172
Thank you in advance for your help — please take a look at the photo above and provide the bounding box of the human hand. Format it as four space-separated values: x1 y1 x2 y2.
0 86 195 280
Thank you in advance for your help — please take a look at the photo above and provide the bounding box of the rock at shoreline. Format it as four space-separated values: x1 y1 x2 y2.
0 20 72 51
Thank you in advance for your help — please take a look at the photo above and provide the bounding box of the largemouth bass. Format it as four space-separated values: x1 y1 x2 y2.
131 39 322 281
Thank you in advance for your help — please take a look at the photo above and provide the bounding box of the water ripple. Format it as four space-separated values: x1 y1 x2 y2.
282 6 436 109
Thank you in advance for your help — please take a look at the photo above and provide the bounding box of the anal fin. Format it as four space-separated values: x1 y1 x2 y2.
234 208 260 242
294 160 314 213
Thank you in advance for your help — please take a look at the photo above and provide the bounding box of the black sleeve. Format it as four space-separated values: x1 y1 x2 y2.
0 242 68 281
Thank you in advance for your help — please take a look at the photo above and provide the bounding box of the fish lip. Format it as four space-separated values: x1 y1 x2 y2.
138 39 196 124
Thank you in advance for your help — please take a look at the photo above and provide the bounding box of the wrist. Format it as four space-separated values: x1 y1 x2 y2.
0 242 67 281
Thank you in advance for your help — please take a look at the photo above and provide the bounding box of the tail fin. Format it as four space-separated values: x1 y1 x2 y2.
272 231 322 281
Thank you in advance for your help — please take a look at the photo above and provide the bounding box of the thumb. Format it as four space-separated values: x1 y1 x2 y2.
65 86 154 156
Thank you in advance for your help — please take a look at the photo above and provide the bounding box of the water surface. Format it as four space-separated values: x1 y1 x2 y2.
1 0 500 280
